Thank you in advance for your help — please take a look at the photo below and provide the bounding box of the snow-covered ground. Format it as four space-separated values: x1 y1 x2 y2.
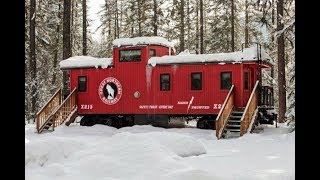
25 121 294 180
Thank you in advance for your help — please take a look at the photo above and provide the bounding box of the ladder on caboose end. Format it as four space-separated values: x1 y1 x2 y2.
215 81 259 139
36 87 78 133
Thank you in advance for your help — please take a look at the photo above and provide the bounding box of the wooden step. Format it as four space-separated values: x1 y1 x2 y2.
65 110 78 126
225 128 240 132
228 120 241 123
231 112 244 116
227 124 240 128
229 115 242 119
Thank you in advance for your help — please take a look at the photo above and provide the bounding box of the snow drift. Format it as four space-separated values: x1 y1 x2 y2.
25 123 294 180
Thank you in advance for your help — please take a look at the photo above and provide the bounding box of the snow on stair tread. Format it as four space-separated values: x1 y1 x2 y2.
225 129 240 132
228 120 241 123
229 115 242 119
227 124 240 128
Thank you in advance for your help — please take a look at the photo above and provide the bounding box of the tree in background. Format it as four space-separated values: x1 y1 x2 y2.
29 0 37 122
63 0 72 98
83 0 87 55
230 0 235 52
199 0 203 53
244 0 249 48
153 0 158 36
179 0 185 52
276 0 286 123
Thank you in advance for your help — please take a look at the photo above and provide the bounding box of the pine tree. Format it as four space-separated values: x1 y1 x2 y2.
245 0 249 48
199 0 203 53
63 0 72 97
277 0 286 123
153 0 158 36
29 0 37 121
179 0 185 52
231 0 235 52
83 0 87 55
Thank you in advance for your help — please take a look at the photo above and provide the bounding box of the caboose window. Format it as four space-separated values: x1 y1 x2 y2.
191 72 202 90
119 49 141 62
78 76 87 92
221 72 232 90
150 49 156 57
244 72 249 90
160 74 170 91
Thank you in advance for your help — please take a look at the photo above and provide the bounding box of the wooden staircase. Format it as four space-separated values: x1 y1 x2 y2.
36 87 78 133
221 110 243 138
216 81 260 139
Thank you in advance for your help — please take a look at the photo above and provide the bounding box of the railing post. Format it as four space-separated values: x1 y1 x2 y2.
59 89 61 104
36 115 39 133
215 85 234 139
240 81 259 136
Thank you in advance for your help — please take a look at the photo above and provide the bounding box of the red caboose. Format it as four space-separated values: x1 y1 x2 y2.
55 36 276 136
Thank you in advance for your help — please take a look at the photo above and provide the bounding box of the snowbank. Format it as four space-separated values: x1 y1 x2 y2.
148 46 274 67
111 131 206 157
113 36 175 48
25 137 86 167
59 56 113 69
25 123 294 180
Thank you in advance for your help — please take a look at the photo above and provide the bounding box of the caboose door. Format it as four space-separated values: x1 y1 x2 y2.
242 67 253 106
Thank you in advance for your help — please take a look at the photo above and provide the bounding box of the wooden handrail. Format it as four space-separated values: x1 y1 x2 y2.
215 85 235 139
36 88 61 133
240 80 259 136
51 87 77 128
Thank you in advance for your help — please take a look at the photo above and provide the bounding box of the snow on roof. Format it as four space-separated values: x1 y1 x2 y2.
59 56 113 69
148 46 274 67
112 36 175 48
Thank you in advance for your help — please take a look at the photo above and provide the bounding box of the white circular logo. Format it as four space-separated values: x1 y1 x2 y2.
134 91 140 98
98 77 122 105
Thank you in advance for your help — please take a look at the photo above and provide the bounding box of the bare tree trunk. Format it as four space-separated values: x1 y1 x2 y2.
130 1 134 37
82 0 87 55
114 0 118 39
225 7 229 52
199 0 204 54
52 3 62 86
153 0 158 36
29 0 37 121
195 0 199 53
180 0 185 52
186 0 190 50
71 0 74 51
119 0 123 36
108 13 111 36
271 0 275 43
245 0 249 48
63 0 72 98
271 0 275 79
277 0 286 123
231 0 235 52
105 0 110 36
138 0 142 36
116 0 119 38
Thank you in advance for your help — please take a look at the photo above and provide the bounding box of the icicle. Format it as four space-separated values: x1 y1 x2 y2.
146 65 153 94
172 65 178 75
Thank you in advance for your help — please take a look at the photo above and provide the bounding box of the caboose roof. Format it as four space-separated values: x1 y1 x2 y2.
148 46 274 67
59 56 113 69
112 36 175 48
